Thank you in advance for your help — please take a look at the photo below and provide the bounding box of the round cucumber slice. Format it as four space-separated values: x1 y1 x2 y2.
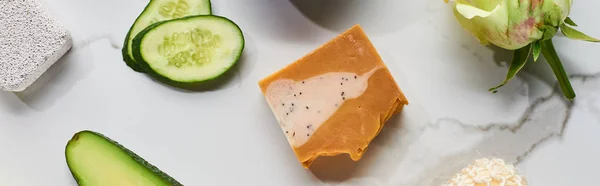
132 15 244 86
122 0 212 73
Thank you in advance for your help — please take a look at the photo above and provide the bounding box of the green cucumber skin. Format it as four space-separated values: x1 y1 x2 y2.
122 0 213 73
205 0 212 15
122 30 145 73
65 130 183 186
122 0 158 73
131 15 245 88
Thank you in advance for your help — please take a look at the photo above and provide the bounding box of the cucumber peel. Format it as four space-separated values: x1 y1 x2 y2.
132 15 244 87
65 130 183 186
122 0 212 72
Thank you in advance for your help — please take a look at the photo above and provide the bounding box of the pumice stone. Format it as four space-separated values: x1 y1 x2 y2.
0 0 73 92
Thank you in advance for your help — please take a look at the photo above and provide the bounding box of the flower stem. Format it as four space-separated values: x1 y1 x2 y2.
540 39 576 100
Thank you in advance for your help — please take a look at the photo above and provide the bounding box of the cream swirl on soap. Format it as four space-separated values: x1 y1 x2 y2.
265 67 381 147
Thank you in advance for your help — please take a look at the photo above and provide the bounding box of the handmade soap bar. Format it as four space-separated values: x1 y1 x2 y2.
0 0 72 91
259 25 408 168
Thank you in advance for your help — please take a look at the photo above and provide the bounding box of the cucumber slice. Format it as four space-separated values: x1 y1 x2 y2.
122 0 212 72
65 130 182 186
132 15 244 85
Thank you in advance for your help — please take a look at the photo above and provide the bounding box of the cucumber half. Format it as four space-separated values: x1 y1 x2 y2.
65 131 182 186
123 0 212 72
132 15 244 85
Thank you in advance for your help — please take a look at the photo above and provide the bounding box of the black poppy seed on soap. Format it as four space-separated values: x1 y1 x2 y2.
354 75 357 79
341 83 343 85
307 134 310 136
286 131 288 133
306 106 309 109
343 97 346 100
294 94 296 97
286 113 289 115
293 132 296 137
341 92 345 96
292 103 294 106
282 103 285 106
299 92 302 95
302 81 305 84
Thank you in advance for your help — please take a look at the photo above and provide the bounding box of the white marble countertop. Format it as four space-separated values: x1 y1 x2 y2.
1 0 599 185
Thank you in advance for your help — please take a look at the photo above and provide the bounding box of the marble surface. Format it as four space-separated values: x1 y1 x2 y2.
1 0 599 185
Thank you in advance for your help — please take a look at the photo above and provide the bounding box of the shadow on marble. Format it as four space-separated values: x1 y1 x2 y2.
234 33 259 88
440 37 531 103
64 167 78 186
309 110 406 183
219 0 322 43
0 91 31 115
488 45 513 68
522 50 585 95
437 16 524 94
290 0 431 35
13 47 93 111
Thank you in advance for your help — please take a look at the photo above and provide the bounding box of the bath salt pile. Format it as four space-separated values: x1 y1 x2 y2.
0 0 72 92
443 158 528 186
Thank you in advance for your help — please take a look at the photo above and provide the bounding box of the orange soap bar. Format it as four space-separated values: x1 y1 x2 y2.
258 25 408 168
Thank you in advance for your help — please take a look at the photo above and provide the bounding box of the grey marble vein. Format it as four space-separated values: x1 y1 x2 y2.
376 72 600 186
72 33 121 50
570 73 600 123
420 73 600 185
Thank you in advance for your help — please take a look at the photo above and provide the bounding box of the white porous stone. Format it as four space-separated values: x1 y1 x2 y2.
0 0 72 92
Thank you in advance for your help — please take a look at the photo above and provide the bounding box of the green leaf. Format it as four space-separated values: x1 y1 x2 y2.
541 25 558 41
564 17 578 27
532 41 541 62
489 44 532 92
560 24 600 42
540 40 576 100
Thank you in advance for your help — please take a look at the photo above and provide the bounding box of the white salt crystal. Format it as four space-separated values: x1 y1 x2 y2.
0 0 72 92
